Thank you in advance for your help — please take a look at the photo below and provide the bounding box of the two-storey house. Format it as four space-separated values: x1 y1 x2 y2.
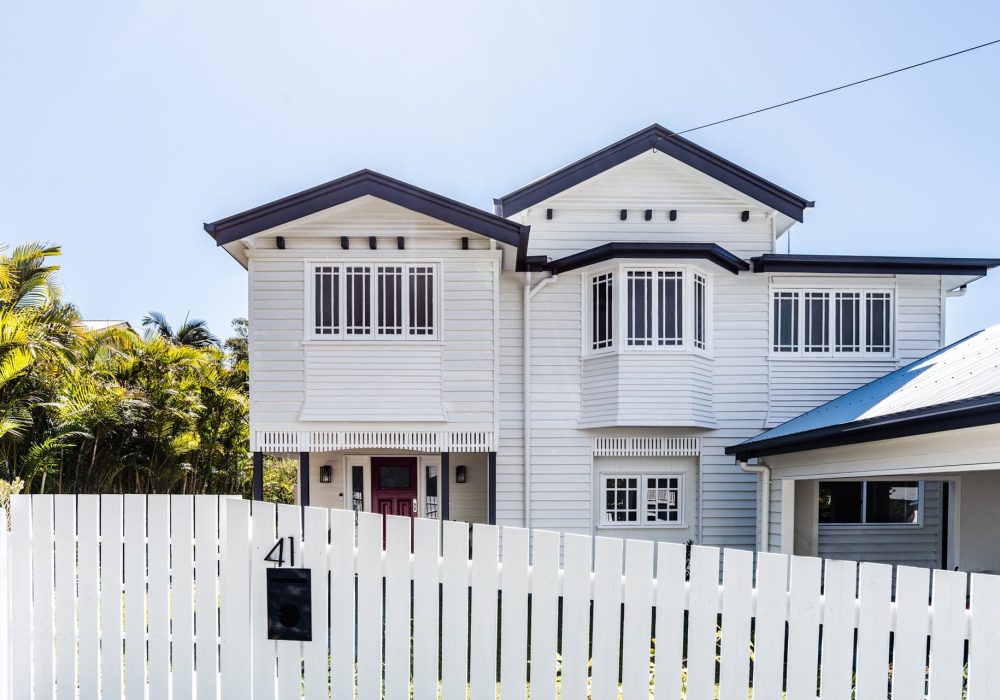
205 124 997 553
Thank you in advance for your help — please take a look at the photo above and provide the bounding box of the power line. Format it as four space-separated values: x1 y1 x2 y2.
675 38 1000 136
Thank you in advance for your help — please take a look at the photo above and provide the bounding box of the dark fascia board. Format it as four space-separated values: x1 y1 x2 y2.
204 169 530 252
751 254 1000 277
544 242 750 275
726 392 1000 461
494 124 814 222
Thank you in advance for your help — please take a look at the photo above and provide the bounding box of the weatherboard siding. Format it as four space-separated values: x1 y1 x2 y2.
247 227 500 437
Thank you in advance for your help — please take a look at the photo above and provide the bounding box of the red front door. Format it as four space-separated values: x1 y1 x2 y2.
371 457 418 518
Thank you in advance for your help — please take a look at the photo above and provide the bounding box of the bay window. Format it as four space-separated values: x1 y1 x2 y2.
310 262 438 339
772 287 893 356
588 266 710 354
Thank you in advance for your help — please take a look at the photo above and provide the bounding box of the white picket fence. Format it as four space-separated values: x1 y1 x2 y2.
2 494 1000 699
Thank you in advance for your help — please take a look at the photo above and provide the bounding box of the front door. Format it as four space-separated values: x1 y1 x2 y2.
371 457 418 518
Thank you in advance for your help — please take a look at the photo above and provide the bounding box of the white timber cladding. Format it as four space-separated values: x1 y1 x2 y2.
247 196 499 442
243 154 954 556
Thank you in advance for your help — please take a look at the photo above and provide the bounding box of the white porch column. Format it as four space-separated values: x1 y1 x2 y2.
779 479 795 555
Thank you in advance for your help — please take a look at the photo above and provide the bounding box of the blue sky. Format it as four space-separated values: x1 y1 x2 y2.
1 1 998 342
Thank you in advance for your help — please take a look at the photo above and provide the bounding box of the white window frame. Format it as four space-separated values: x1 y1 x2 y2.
817 480 924 528
769 284 896 358
598 472 686 529
585 263 713 357
305 260 440 341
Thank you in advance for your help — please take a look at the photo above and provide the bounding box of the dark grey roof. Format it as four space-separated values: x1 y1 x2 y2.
204 169 530 255
728 326 1000 460
543 242 750 275
494 124 814 221
752 254 1000 278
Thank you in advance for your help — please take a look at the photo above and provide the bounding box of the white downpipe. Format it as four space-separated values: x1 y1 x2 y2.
523 271 557 529
739 459 770 552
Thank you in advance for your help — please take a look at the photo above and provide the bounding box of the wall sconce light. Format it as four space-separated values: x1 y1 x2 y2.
455 465 467 483
319 465 332 483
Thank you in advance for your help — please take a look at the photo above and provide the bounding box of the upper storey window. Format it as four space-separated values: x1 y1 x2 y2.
310 262 438 340
772 288 893 356
588 266 710 354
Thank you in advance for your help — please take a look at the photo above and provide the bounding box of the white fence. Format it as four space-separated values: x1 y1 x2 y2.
3 494 1000 698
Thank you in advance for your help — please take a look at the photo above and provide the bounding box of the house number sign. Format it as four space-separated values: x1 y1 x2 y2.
264 536 297 567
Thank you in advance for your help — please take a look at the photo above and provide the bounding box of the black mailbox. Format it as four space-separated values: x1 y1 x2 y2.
266 568 312 641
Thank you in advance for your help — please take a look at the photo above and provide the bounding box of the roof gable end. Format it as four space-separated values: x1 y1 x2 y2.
495 124 814 221
205 169 529 250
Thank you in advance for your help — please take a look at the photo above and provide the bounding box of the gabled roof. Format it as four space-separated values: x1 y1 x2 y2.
494 124 814 221
727 325 1000 460
204 169 530 253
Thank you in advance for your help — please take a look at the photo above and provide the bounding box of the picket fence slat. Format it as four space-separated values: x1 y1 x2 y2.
76 497 100 700
750 552 787 700
31 495 54 700
328 508 356 700
652 542 685 700
100 495 124 700
968 572 1000 700
53 495 76 700
820 559 858 699
686 545 720 700
195 496 220 700
6 496 1000 700
172 495 196 699
356 511 383 700
528 529 560 700
591 537 624 700
275 503 302 699
560 533 591 700
440 519 470 700
0 507 9 700
147 496 171 700
927 569 968 700
855 562 893 700
892 565 931 700
412 516 440 700
470 523 499 700
123 495 147 700
250 501 276 700
786 555 822 700
301 506 328 700
384 515 411 700
220 498 252 700
620 538 653 700
11 497 32 700
499 526 529 700
718 547 752 700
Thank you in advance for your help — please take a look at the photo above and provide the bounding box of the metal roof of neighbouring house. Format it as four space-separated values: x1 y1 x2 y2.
493 124 815 221
727 324 1000 460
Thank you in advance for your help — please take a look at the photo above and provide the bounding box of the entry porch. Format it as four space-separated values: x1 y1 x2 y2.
250 430 497 524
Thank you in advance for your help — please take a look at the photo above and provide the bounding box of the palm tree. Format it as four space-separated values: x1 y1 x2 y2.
142 311 219 348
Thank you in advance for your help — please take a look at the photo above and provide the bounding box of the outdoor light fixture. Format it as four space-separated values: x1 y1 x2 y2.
319 464 332 483
456 465 467 483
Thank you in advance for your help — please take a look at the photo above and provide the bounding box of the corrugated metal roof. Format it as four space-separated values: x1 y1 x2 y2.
738 325 1000 446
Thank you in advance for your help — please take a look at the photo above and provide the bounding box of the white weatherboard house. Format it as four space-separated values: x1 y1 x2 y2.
204 124 999 555
730 324 1000 573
